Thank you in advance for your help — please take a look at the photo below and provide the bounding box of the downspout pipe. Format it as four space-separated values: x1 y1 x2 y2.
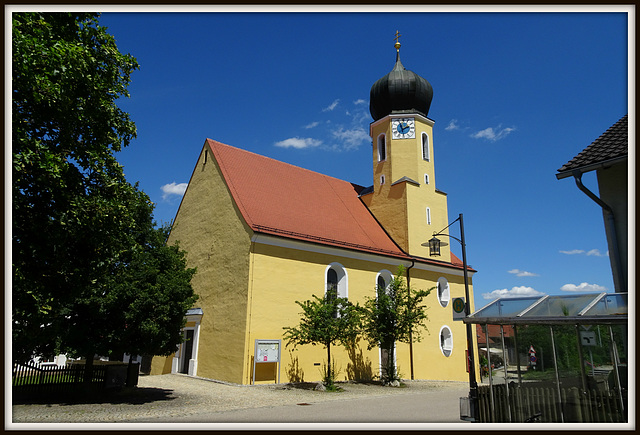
571 170 626 292
406 258 416 380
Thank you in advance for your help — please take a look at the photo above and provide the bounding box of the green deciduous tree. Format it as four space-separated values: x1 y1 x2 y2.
12 12 198 373
360 266 433 384
283 288 360 388
106 222 198 361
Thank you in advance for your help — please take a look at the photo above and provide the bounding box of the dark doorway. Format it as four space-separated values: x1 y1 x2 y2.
181 330 194 374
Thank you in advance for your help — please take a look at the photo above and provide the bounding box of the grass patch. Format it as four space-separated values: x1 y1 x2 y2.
324 384 344 392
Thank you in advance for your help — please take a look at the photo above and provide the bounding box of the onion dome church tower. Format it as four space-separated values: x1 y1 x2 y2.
369 41 433 121
360 35 452 261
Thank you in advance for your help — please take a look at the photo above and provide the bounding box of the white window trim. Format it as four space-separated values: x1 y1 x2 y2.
422 132 430 161
375 269 394 292
376 270 397 379
424 173 429 185
426 207 432 225
325 262 348 299
380 174 385 185
437 277 450 307
439 325 453 357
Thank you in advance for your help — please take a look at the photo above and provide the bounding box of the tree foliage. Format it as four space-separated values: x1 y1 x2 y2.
517 324 627 374
283 288 360 387
106 223 198 359
12 12 197 366
360 266 433 384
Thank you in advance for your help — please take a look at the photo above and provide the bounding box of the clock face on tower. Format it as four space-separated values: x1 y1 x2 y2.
392 117 416 139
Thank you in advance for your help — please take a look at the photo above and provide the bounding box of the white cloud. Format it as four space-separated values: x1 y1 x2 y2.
560 249 608 257
445 119 459 131
304 121 319 129
471 125 515 141
353 99 366 105
482 286 545 300
161 182 188 200
560 282 608 292
274 137 322 149
322 99 340 112
331 127 369 150
508 269 539 277
560 249 585 255
586 249 607 257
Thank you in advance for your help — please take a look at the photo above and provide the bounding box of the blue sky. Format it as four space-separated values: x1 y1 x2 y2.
93 7 630 309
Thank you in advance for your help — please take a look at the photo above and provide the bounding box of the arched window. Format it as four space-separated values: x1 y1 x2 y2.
426 207 432 225
327 268 338 294
437 277 450 307
424 173 429 185
439 325 453 357
325 263 348 299
422 132 430 161
380 175 385 186
377 134 387 162
376 270 394 293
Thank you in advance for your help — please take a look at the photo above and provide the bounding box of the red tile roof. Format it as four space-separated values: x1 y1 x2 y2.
206 139 472 270
208 139 405 257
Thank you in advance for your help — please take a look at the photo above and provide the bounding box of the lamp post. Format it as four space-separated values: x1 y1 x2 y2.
429 213 478 421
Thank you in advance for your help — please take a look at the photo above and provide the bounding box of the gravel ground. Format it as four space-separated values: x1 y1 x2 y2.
11 374 470 424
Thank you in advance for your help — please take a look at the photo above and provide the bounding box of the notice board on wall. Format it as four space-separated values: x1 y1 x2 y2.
255 340 280 363
253 339 281 384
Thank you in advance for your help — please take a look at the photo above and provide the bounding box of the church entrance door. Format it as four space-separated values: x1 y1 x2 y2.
181 329 194 374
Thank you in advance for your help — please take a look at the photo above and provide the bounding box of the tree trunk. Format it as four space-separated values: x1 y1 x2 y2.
83 353 94 384
326 343 332 385
382 338 395 383
127 354 136 388
389 343 395 381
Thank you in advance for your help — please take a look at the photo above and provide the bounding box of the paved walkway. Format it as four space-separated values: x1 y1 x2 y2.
10 374 472 428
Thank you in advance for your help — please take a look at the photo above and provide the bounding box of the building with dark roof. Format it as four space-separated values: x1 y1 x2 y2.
149 40 479 385
556 114 628 292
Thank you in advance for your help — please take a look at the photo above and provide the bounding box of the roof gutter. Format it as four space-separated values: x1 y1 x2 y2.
555 155 627 180
570 170 626 292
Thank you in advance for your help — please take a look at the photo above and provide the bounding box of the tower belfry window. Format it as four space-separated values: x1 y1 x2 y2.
422 133 430 161
377 134 387 162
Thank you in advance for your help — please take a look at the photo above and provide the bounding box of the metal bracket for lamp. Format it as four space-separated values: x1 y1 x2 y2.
428 216 463 257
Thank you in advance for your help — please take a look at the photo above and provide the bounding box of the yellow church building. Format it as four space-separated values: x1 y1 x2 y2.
150 40 480 385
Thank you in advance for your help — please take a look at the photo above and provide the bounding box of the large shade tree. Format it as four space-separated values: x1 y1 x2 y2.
12 12 197 370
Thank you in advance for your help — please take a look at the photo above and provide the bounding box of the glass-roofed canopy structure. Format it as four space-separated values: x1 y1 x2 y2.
464 292 628 326
460 292 629 423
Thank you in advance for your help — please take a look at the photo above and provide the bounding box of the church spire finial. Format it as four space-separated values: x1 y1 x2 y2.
394 30 401 54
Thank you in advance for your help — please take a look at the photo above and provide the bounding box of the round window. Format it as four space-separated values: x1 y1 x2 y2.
439 325 453 357
437 277 450 308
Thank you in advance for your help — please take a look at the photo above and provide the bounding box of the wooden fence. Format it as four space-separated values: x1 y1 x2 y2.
12 361 138 401
477 383 627 423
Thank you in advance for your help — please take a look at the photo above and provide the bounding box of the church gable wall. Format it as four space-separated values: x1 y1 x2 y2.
150 144 253 384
